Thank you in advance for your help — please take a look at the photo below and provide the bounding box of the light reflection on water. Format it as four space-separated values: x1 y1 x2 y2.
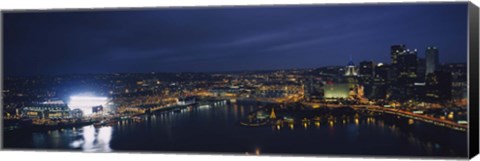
4 101 465 156
70 125 113 152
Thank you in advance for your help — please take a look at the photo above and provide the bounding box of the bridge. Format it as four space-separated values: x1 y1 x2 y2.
302 102 467 132
122 94 468 132
352 105 467 132
200 95 468 132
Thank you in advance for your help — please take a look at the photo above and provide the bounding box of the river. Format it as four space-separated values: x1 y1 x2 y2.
3 100 467 158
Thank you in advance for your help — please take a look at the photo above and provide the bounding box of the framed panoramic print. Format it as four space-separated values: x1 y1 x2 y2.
1 1 479 160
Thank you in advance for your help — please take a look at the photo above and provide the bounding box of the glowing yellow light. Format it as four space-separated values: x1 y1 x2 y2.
408 119 414 125
447 112 454 119
255 148 260 155
27 111 38 116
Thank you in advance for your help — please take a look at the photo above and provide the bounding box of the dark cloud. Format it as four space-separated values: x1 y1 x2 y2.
3 3 468 76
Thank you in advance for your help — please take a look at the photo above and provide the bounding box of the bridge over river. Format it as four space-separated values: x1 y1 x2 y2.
134 96 468 132
302 102 467 132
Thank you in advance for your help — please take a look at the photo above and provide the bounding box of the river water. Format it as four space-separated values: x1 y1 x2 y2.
3 100 467 158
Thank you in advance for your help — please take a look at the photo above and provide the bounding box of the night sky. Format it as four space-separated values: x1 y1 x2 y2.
3 3 468 76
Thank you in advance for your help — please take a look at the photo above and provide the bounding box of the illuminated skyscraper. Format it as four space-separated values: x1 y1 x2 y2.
304 76 322 102
417 58 426 81
390 44 407 82
389 46 419 101
397 49 418 80
426 71 452 102
359 61 375 78
425 46 440 75
443 63 467 100
370 63 388 100
359 61 375 99
345 59 358 76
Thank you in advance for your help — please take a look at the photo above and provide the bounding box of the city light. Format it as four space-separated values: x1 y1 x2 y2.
71 126 113 152
68 95 108 116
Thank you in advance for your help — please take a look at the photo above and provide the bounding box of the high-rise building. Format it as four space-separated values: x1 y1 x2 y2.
390 48 419 101
417 58 426 81
425 46 440 75
359 61 375 78
374 63 389 81
397 49 418 81
370 63 389 100
426 71 452 102
359 61 375 99
391 45 406 65
443 63 467 100
304 76 323 102
390 44 407 82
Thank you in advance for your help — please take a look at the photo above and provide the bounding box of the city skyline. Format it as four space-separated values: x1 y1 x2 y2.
3 3 468 76
2 3 472 157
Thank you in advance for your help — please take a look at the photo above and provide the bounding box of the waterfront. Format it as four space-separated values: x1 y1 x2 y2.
3 100 467 157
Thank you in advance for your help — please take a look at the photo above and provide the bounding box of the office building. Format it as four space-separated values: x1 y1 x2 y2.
359 61 375 78
426 71 452 102
425 46 440 75
390 44 407 82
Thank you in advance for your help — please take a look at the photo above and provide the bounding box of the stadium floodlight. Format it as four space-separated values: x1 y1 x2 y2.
68 95 108 116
